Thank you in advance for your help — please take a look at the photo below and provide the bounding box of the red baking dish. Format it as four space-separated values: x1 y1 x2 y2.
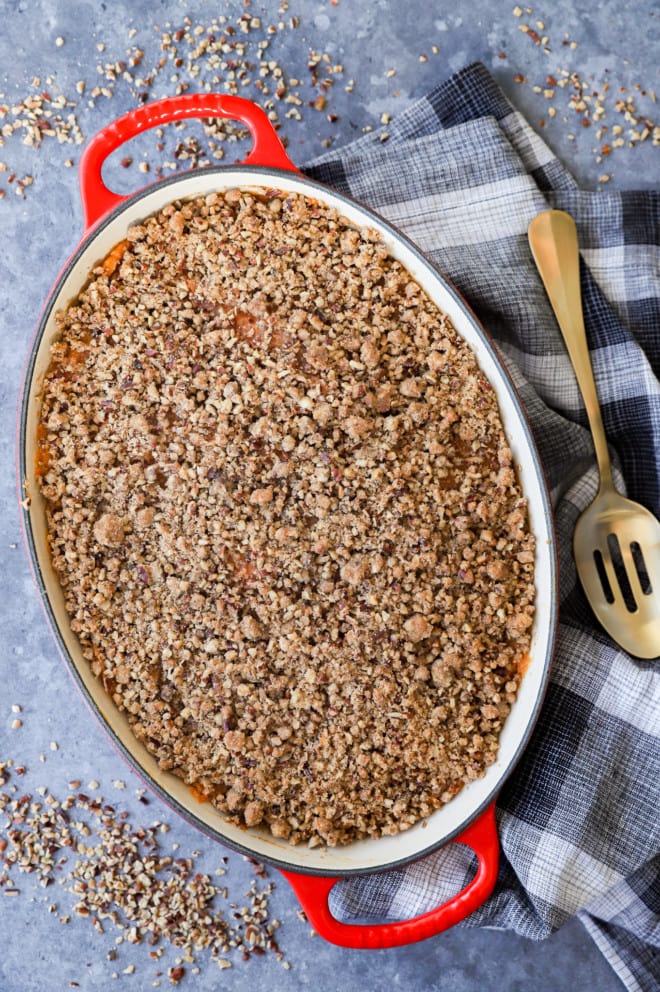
18 94 558 949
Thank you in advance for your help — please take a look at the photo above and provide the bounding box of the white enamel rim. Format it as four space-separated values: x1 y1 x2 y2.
19 166 558 876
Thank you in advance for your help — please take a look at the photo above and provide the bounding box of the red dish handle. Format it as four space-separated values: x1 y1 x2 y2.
79 93 299 230
280 802 499 949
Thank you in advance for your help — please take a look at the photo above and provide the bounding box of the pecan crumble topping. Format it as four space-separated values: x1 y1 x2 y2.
37 188 535 847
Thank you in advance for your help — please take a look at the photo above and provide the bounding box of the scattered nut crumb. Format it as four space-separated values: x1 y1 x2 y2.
508 5 658 180
0 776 282 973
0 12 350 201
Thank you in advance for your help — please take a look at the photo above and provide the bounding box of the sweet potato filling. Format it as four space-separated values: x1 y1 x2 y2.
37 188 535 847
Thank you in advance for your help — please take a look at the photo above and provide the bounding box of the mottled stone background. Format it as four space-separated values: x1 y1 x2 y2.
1 1 657 989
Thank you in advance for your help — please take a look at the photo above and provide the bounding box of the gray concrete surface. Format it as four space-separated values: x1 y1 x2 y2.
1 1 657 989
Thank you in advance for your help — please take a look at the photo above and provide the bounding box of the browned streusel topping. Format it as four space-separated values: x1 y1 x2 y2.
37 188 535 847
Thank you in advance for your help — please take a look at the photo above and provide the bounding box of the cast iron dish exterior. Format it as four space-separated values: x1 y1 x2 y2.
18 95 558 948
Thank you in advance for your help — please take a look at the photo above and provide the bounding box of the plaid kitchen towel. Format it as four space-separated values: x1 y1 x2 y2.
304 62 660 992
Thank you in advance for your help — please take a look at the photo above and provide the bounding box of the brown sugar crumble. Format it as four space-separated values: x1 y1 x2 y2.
37 188 535 847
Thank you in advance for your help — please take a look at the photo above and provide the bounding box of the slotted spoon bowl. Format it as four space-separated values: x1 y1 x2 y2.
529 208 660 659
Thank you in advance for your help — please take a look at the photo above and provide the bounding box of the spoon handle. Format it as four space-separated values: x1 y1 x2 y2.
528 209 613 490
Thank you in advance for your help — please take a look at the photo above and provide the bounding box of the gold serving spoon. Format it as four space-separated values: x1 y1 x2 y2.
528 209 660 659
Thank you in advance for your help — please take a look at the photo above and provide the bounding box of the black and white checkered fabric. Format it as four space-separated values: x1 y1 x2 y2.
304 62 660 991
